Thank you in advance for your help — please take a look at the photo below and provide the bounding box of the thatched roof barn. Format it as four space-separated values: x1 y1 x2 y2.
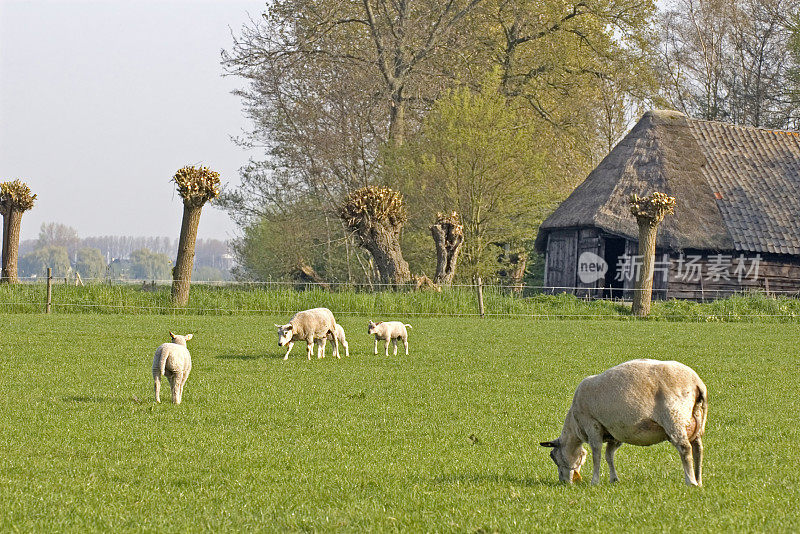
535 110 800 300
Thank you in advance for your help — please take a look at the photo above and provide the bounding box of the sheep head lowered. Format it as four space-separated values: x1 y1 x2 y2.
540 439 587 483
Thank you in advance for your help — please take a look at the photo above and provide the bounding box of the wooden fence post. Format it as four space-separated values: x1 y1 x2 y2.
45 267 52 314
475 275 485 318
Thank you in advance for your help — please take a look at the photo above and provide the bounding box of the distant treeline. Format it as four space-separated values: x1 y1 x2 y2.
17 223 233 281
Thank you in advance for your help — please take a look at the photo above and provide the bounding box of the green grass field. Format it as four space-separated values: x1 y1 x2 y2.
2 313 799 532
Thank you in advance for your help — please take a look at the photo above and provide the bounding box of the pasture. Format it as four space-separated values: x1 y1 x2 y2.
1 313 798 532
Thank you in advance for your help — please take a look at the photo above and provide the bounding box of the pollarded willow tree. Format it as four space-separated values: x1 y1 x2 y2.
171 166 221 306
629 192 676 317
0 179 37 283
339 186 411 285
430 211 464 286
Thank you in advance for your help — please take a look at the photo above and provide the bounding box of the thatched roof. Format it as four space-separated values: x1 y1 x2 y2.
535 110 800 255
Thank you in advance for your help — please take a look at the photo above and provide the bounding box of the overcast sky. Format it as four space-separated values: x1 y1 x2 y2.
0 0 264 242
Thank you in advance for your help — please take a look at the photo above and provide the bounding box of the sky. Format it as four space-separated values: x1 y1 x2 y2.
0 0 265 242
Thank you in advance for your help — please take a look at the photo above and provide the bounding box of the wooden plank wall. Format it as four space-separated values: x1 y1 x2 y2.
666 251 800 300
544 227 800 300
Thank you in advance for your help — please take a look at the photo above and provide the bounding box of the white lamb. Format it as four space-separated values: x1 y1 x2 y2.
323 323 349 358
368 320 412 356
540 359 708 486
276 307 339 360
152 332 193 404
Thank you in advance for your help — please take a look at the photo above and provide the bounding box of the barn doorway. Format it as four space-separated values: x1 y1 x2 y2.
603 236 626 299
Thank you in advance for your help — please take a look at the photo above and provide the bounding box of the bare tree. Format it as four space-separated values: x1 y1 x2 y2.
0 180 37 284
657 0 800 127
220 0 486 258
171 166 221 306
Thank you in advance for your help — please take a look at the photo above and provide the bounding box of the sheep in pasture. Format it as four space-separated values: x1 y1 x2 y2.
275 307 339 360
323 323 349 358
152 332 193 404
368 320 412 356
540 359 707 486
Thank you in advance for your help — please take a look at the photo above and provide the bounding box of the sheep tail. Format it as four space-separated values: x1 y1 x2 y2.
692 384 708 439
404 324 412 329
159 347 169 377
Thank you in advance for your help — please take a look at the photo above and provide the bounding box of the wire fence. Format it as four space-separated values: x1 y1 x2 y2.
1 274 800 321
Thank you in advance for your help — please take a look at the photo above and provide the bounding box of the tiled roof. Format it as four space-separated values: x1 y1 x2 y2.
688 119 800 255
536 111 800 256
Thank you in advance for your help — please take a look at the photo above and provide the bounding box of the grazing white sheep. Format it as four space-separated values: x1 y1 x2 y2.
323 323 349 358
368 320 412 356
152 332 193 404
540 359 708 486
275 307 339 360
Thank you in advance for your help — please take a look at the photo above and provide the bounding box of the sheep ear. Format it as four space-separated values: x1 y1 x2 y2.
185 334 193 341
169 331 176 339
540 441 558 448
274 324 282 328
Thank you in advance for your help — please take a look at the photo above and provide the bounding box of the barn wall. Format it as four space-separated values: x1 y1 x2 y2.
665 251 800 300
544 230 578 292
543 227 800 300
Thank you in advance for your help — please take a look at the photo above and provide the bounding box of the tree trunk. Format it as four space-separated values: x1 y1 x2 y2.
1 207 23 283
360 225 410 286
171 205 203 306
388 89 405 146
509 254 527 294
631 221 658 317
430 220 464 286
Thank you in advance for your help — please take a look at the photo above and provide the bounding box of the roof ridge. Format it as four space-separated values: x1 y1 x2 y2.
686 115 800 137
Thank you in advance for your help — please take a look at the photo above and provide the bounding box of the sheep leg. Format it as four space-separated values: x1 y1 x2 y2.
306 340 314 360
343 340 349 358
178 366 191 404
672 439 698 486
385 339 390 356
691 437 703 486
589 441 603 484
333 336 340 359
605 440 622 483
317 338 327 359
660 413 699 486
374 338 378 355
168 373 178 404
283 341 294 360
583 425 605 484
402 337 408 356
393 339 399 356
153 371 161 403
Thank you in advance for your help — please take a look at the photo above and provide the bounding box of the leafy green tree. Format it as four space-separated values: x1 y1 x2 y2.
229 198 363 283
75 248 106 280
19 246 70 278
130 248 172 281
385 86 557 279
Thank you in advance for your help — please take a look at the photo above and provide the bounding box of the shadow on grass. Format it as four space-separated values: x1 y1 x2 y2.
62 395 108 403
431 473 562 488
